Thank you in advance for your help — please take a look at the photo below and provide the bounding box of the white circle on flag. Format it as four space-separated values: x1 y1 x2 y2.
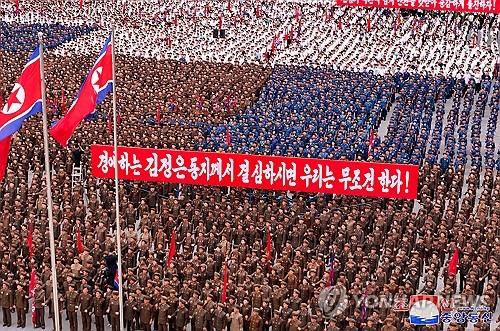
91 67 104 93
2 83 25 115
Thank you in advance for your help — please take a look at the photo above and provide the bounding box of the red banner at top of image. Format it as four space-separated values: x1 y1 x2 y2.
336 0 499 13
91 145 419 199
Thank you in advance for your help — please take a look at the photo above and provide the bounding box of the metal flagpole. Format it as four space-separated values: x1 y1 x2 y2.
110 29 125 331
38 32 61 331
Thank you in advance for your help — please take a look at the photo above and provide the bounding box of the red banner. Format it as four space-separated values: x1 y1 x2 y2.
91 145 419 199
336 0 499 13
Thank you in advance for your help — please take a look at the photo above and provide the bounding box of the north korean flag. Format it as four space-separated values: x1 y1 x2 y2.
0 47 42 180
0 47 42 141
50 34 113 147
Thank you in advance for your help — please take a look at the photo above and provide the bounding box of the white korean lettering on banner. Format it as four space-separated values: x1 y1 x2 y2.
145 153 159 178
172 155 187 179
378 169 393 193
223 159 235 183
322 165 335 189
418 0 437 8
97 150 115 174
390 169 403 194
238 160 250 184
349 169 363 190
338 167 352 191
130 154 143 176
362 168 375 191
118 152 131 176
252 161 263 185
397 0 418 6
158 154 173 179
209 158 223 182
188 157 201 180
382 0 396 5
198 157 210 181
300 164 327 188
285 163 297 187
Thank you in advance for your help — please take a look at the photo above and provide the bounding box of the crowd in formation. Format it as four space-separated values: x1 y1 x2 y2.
1 1 500 331
1 0 499 79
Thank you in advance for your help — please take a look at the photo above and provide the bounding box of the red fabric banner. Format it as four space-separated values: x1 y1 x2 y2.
90 145 419 199
221 263 228 303
335 0 499 13
167 230 176 267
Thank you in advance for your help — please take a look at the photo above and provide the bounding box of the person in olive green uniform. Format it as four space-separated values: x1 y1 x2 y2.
80 286 93 331
193 301 208 331
0 282 13 327
157 296 169 331
213 303 227 331
125 294 137 331
249 308 263 331
14 283 27 328
93 290 107 331
175 300 189 331
139 296 154 331
66 284 80 331
108 291 120 331
34 282 46 329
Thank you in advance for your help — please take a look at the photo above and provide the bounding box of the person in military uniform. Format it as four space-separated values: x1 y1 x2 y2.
125 294 137 331
307 315 321 331
157 296 169 331
93 290 107 331
248 307 262 331
14 283 27 328
0 281 13 327
344 317 357 331
380 316 397 331
325 319 340 331
174 300 189 331
66 283 80 331
34 282 46 329
139 295 154 331
80 286 93 331
193 301 208 331
261 300 271 331
212 303 227 331
108 291 120 331
286 311 300 331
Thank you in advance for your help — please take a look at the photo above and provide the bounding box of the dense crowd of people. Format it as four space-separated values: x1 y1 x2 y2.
1 1 500 331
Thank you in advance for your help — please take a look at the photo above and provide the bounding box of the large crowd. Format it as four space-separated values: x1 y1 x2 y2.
1 1 500 331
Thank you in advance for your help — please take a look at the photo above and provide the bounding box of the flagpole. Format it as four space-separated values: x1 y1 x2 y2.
38 32 61 331
111 28 125 331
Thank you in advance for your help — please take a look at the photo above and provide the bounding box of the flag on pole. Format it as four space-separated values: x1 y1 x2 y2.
448 248 459 277
366 16 371 32
0 47 42 180
76 229 84 254
50 34 113 147
0 47 42 141
218 15 223 30
113 270 120 289
265 229 271 261
167 230 176 267
337 19 342 31
156 104 161 124
0 137 11 181
79 0 83 9
294 6 300 22
221 262 228 303
29 270 37 323
27 223 34 259
14 0 19 14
